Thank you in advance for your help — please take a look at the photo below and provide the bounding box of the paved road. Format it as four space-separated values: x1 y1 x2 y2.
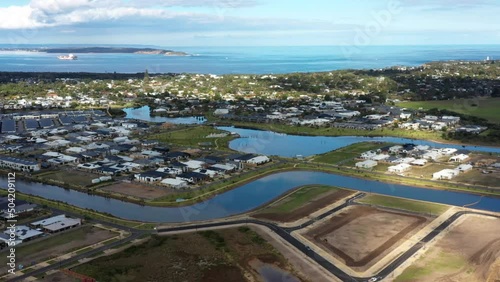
8 208 149 282
156 195 500 282
9 195 500 282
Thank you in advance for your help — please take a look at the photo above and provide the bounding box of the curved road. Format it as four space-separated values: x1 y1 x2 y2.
156 194 499 282
9 194 500 282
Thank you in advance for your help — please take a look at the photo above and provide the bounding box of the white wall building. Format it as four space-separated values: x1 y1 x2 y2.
355 160 378 169
388 163 412 173
433 169 460 180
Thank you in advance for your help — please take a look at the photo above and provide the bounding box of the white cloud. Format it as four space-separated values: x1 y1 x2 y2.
0 6 46 29
0 0 199 30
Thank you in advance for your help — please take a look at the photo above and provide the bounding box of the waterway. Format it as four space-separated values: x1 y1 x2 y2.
124 106 205 124
3 171 499 223
219 127 500 157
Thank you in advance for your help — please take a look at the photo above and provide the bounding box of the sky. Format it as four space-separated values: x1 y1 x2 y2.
0 0 499 47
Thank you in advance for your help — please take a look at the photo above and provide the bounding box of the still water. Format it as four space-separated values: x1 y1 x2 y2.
3 171 499 223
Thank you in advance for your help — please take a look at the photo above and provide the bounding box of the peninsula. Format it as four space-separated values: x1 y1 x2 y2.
0 46 189 56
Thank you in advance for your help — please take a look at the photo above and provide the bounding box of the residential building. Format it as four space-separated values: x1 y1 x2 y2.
0 155 40 172
355 160 378 169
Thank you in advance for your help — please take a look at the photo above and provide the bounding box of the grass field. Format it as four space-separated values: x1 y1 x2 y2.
398 97 500 123
395 250 467 281
148 126 235 149
258 185 339 214
37 170 99 188
357 194 449 215
313 142 393 164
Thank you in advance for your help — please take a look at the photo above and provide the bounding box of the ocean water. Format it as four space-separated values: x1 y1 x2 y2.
0 45 499 74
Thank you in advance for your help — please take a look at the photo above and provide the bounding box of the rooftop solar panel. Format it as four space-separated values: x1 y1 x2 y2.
59 116 73 125
25 119 39 130
73 116 88 123
1 120 16 133
39 118 54 128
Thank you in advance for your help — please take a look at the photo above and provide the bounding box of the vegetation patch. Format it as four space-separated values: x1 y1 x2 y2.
71 228 304 282
313 142 393 164
357 194 449 215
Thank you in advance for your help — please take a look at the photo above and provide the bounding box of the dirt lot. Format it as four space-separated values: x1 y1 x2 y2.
396 215 500 282
0 226 116 275
39 170 101 187
100 181 173 200
72 227 307 282
253 189 354 222
454 169 500 188
305 206 429 271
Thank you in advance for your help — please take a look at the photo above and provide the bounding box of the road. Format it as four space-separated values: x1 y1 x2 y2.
155 194 500 282
9 194 500 282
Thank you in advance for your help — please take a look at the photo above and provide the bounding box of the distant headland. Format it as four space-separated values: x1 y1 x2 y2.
0 47 189 56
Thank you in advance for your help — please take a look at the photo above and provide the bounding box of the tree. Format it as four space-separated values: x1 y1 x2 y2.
144 69 150 84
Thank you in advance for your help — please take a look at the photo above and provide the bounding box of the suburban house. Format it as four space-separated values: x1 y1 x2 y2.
0 155 40 172
3 225 43 242
161 178 188 189
178 172 210 184
433 169 460 180
449 154 469 162
247 156 271 165
355 160 378 169
388 163 412 173
30 214 82 234
134 171 167 182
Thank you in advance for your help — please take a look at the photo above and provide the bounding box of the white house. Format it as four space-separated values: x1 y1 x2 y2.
388 163 412 173
388 145 403 154
394 157 416 164
371 154 390 161
433 169 460 180
449 154 469 163
161 178 188 189
360 151 377 160
181 160 206 170
457 164 473 172
355 160 378 169
411 159 428 166
3 225 43 242
247 156 270 165
65 147 87 154
214 109 229 115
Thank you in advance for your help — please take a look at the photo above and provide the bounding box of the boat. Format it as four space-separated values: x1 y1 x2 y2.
57 54 78 60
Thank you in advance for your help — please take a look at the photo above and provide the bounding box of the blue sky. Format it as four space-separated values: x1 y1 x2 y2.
0 0 499 46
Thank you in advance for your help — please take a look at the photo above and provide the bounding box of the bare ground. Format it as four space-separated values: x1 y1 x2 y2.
305 206 429 271
100 181 172 200
396 215 500 282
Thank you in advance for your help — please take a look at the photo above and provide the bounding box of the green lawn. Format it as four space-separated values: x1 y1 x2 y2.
148 126 234 149
398 97 500 123
313 142 393 164
395 250 467 281
258 185 340 214
357 194 449 215
37 171 97 188
405 163 455 179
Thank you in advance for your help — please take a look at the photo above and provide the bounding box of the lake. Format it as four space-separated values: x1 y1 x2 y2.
3 171 499 223
219 127 500 157
124 106 205 124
